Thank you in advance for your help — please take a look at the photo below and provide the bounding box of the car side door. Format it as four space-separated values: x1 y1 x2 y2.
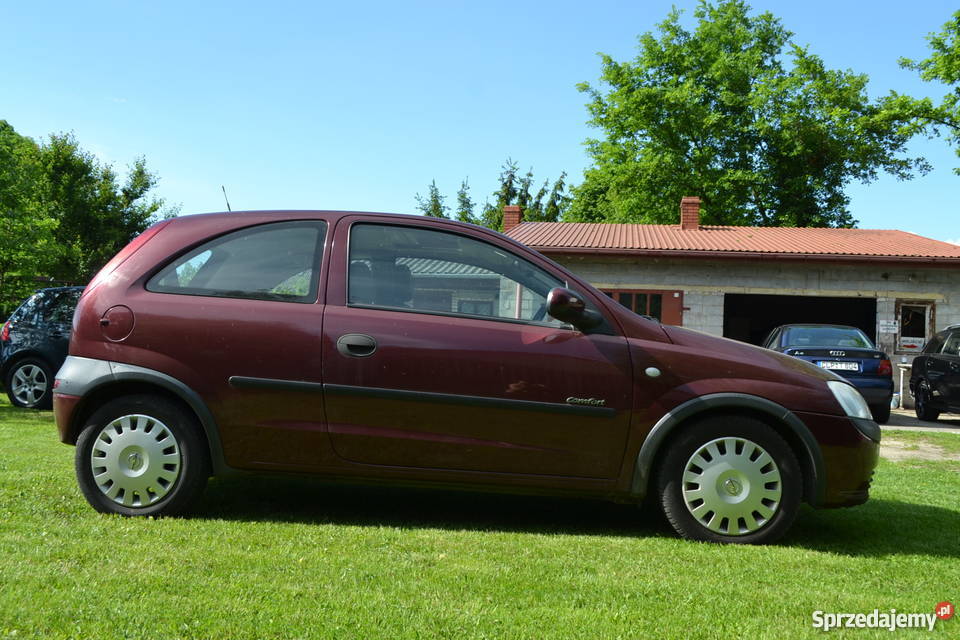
937 330 960 409
320 217 634 479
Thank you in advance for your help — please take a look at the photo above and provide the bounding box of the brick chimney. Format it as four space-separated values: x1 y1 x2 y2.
502 205 523 233
680 196 701 230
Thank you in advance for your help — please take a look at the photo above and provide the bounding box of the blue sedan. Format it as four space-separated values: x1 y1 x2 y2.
761 324 893 423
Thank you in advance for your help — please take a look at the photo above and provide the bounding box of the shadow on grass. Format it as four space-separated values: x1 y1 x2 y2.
197 473 671 538
785 499 960 557
0 401 53 424
195 474 959 555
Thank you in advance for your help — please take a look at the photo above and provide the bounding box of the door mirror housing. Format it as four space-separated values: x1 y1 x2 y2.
547 287 604 332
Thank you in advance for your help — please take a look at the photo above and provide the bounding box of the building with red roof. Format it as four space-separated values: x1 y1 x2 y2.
503 198 960 403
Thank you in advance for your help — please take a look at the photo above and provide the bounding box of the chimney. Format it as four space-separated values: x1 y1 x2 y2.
502 205 523 233
680 196 701 230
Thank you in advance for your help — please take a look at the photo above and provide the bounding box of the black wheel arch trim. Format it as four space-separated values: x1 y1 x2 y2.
56 356 230 474
630 392 826 506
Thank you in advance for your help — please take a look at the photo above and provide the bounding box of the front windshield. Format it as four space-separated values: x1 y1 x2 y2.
782 326 873 349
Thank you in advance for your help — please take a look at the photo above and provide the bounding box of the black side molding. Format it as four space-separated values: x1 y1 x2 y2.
324 383 617 417
228 376 325 393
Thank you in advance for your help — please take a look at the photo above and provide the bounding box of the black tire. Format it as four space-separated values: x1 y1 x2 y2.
914 380 940 422
4 357 54 409
656 416 802 544
75 395 210 516
871 404 891 425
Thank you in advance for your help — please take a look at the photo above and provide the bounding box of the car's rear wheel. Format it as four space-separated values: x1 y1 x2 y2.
75 395 210 516
657 416 801 544
5 358 53 409
914 380 940 421
871 404 891 424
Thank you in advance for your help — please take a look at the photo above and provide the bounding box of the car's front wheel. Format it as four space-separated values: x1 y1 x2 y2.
657 416 801 544
75 395 210 516
5 358 54 409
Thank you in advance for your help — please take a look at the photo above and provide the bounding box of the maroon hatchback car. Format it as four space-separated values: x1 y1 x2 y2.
53 211 880 543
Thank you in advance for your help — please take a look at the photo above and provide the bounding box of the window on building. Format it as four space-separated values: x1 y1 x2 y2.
896 301 934 352
600 289 683 325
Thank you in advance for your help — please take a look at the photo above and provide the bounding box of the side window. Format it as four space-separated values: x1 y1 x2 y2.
12 293 42 325
923 332 946 354
46 290 82 324
147 221 326 303
763 328 781 349
348 223 566 326
942 331 960 357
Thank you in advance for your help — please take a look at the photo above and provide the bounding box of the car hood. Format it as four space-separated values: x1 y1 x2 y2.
625 323 847 416
661 324 841 382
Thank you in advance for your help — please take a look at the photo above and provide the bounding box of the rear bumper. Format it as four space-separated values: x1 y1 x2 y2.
851 378 894 407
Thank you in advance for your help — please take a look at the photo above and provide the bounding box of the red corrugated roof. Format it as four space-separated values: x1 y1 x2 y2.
505 223 960 261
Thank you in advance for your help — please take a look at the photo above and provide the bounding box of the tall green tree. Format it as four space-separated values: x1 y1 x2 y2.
417 160 571 231
414 179 449 218
41 133 171 282
454 179 476 224
569 0 927 227
0 121 173 315
882 10 960 174
0 121 58 312
478 159 570 229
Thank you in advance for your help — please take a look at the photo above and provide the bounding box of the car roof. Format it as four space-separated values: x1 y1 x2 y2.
33 286 84 294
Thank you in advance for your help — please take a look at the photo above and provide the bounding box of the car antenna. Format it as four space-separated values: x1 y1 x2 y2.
221 185 232 212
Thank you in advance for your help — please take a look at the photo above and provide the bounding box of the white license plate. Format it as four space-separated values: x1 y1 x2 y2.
818 361 859 371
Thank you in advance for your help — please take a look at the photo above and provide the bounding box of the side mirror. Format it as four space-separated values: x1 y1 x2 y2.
546 287 604 332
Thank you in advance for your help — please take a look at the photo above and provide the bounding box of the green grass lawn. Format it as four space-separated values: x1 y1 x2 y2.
1 398 958 639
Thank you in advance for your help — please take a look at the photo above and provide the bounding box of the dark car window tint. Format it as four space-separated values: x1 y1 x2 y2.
45 289 82 324
147 221 326 303
942 332 960 357
923 333 946 354
348 223 566 326
782 326 873 348
11 293 42 324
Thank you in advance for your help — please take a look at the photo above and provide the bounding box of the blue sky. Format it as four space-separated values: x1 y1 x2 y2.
3 0 958 243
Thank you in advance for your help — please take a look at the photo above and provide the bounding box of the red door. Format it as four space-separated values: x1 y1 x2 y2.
321 217 633 478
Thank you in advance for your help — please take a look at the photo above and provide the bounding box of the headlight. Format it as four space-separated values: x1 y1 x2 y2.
827 381 872 420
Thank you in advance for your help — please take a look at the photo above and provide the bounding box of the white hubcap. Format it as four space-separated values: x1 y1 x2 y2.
90 414 182 508
682 436 782 536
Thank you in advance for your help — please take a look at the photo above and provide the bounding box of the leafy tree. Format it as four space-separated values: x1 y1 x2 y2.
478 159 570 229
569 0 927 227
0 121 58 313
41 133 172 282
882 10 960 174
454 179 476 224
0 121 173 315
414 179 449 218
417 160 571 231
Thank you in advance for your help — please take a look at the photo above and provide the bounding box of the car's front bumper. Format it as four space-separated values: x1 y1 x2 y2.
795 411 880 508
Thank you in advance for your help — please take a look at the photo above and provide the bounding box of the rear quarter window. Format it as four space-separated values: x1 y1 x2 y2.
146 221 326 303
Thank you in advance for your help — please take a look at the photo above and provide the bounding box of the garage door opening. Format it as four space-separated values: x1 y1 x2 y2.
723 294 877 346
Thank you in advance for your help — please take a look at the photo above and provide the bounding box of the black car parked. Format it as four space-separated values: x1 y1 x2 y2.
1 287 83 409
910 324 960 421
